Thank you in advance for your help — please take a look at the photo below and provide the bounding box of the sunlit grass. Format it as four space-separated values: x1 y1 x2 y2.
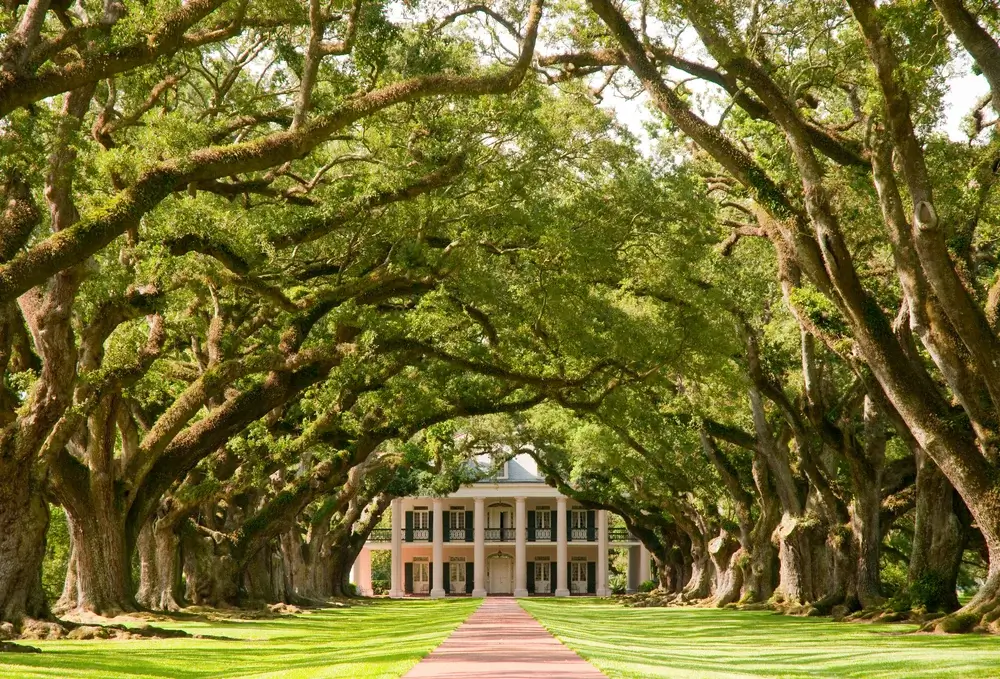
1 598 479 679
521 598 1000 679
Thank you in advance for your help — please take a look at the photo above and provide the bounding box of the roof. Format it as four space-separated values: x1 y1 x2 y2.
475 454 545 484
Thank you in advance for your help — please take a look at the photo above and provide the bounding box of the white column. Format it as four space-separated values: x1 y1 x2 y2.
473 497 486 596
514 497 528 597
555 496 569 597
389 498 402 598
431 498 445 598
596 510 609 596
355 546 373 596
639 542 652 584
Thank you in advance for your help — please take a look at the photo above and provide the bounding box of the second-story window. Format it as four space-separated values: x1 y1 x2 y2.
414 509 429 530
536 508 551 529
572 509 587 530
451 510 466 531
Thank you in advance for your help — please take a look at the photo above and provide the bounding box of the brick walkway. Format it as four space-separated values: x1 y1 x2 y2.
403 597 607 679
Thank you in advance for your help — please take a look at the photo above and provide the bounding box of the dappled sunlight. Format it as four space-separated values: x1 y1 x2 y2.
0 600 479 679
522 599 1000 679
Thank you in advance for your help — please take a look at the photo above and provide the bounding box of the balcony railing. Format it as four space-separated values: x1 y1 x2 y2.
571 528 589 541
608 527 637 542
448 529 467 541
369 528 391 542
485 528 515 542
412 528 429 541
533 528 552 541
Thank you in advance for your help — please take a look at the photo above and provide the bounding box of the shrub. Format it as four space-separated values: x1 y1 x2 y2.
346 582 358 597
638 579 657 593
372 579 389 595
609 574 627 594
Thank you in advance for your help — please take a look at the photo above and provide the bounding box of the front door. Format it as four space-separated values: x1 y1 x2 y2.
534 561 551 594
413 562 430 594
450 562 466 593
488 558 512 594
571 561 588 594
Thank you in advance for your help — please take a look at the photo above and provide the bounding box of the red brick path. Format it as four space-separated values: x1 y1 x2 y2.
403 596 607 678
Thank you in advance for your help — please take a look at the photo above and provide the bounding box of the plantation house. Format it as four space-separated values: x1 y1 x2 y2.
353 455 650 597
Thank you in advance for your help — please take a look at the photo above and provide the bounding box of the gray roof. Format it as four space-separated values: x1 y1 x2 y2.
476 457 545 484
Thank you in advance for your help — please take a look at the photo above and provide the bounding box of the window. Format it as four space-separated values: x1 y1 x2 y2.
534 562 550 581
451 510 466 531
413 510 429 530
572 509 587 529
536 511 551 529
498 461 509 479
450 563 466 583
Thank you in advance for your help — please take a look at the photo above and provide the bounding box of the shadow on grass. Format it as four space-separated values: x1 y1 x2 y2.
0 598 479 679
520 598 1000 679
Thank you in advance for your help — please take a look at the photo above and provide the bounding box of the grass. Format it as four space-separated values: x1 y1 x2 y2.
0 598 479 679
520 598 1000 679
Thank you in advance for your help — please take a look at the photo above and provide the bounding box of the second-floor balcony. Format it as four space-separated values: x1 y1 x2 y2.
608 527 637 542
485 528 516 542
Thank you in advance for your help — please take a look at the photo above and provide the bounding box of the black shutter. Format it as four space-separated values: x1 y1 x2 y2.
443 511 450 543
404 562 413 594
527 561 535 594
566 510 573 542
405 511 414 542
429 563 433 593
568 563 572 592
465 511 474 542
466 562 474 593
550 510 558 540
587 562 597 594
587 510 596 541
527 511 536 541
428 512 434 542
444 563 450 594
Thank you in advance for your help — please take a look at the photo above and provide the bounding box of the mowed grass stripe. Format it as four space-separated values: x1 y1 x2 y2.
520 598 1000 679
0 598 480 679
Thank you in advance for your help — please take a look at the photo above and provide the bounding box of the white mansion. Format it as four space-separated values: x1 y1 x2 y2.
353 455 651 597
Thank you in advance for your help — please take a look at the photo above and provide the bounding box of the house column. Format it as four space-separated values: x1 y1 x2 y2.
473 497 486 596
389 498 402 598
639 542 652 584
555 496 569 597
596 510 609 596
431 498 445 598
354 546 373 596
514 497 528 597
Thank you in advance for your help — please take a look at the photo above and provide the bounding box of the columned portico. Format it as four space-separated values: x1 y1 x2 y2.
555 496 569 597
431 498 446 598
369 455 641 598
390 498 402 598
596 510 608 596
514 497 528 597
473 497 486 596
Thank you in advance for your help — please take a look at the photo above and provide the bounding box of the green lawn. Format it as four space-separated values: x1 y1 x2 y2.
1 598 479 679
520 598 1000 679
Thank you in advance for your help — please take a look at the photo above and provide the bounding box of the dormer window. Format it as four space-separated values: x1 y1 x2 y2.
498 461 509 480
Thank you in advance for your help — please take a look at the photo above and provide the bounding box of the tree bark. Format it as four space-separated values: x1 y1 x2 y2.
0 456 49 627
909 449 967 612
709 531 743 606
136 517 183 611
58 503 135 615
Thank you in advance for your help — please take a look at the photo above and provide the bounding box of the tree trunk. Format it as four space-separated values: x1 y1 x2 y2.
0 456 49 627
850 472 884 609
59 504 135 615
181 530 239 608
136 518 183 611
681 531 712 601
909 449 966 612
774 513 814 604
709 531 743 607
